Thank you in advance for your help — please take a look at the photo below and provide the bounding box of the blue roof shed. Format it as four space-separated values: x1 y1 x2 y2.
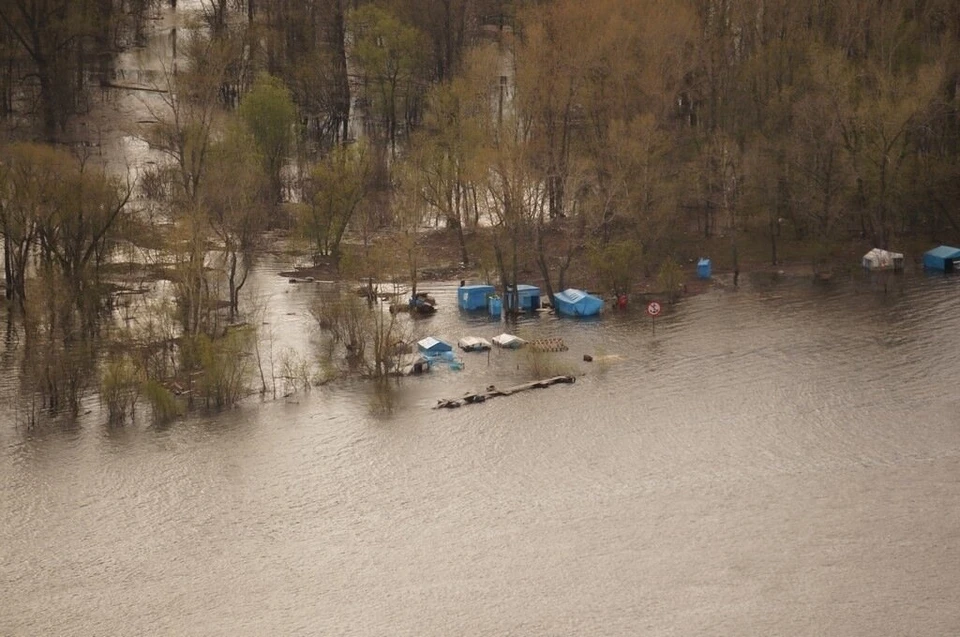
553 289 603 317
458 284 496 310
488 295 502 317
417 337 453 355
697 258 712 279
922 245 960 272
505 284 541 311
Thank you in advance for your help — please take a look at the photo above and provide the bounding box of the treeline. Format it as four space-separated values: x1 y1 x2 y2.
1 0 960 422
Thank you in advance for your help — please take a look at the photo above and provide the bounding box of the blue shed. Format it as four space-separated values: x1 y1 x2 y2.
697 258 712 279
553 288 603 317
488 295 502 317
505 284 541 311
922 245 960 272
458 284 496 310
417 337 453 356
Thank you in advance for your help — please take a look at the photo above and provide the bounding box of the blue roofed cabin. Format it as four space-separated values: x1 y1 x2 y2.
457 284 496 310
922 245 960 272
504 284 541 312
417 337 453 356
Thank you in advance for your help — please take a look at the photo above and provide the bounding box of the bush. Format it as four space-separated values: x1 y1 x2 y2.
657 257 684 302
142 379 181 424
187 328 255 409
101 356 143 424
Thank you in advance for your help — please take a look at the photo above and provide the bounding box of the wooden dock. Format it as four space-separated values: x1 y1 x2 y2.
434 375 576 409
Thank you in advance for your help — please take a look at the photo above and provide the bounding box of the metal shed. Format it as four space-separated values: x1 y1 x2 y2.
505 284 541 311
457 284 496 310
922 245 960 272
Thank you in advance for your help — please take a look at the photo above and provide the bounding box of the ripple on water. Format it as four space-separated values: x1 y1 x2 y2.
2 271 960 635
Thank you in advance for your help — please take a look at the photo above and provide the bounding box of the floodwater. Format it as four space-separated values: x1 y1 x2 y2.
4 3 960 633
2 268 960 636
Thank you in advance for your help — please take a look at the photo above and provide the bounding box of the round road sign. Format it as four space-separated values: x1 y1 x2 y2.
646 301 662 317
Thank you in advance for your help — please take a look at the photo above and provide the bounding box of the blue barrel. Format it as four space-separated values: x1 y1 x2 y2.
697 258 712 279
488 295 502 317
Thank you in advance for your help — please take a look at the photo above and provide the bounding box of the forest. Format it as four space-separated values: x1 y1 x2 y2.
1 0 959 424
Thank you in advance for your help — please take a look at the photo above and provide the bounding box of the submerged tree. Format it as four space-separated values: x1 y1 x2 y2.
349 4 429 155
0 143 131 311
203 121 270 319
0 0 101 139
298 141 372 266
311 290 411 379
239 73 297 207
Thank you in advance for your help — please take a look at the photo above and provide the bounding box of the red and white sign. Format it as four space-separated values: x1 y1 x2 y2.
646 301 662 317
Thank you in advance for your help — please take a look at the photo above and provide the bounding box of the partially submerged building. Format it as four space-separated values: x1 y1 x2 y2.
862 248 904 272
922 245 960 272
553 289 603 317
458 284 496 311
504 285 541 312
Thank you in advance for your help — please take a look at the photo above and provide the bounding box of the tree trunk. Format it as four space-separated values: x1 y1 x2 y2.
36 58 58 140
493 241 508 317
535 224 556 312
769 211 778 266
228 251 238 320
453 183 468 266
3 233 12 301
332 0 351 142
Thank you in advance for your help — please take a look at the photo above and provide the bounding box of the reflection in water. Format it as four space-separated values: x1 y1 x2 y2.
366 379 402 418
3 269 960 635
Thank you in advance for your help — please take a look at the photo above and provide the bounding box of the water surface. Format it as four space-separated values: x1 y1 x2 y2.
2 270 959 635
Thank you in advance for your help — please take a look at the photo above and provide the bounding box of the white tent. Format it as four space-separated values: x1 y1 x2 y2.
862 248 904 271
492 333 526 349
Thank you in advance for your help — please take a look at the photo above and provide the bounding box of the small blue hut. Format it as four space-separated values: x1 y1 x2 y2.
922 245 960 272
458 284 496 310
488 295 502 317
553 289 603 317
505 284 541 311
417 337 453 356
697 258 712 279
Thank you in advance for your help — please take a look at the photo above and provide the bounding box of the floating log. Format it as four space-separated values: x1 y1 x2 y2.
434 375 576 409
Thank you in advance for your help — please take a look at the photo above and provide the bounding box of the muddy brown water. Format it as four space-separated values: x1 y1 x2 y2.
2 266 959 636
5 6 960 633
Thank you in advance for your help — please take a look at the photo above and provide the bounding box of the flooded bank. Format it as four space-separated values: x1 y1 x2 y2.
2 270 959 635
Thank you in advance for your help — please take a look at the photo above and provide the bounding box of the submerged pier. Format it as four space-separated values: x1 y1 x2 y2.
434 375 576 409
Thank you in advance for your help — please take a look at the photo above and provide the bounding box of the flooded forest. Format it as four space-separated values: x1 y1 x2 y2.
1 0 959 426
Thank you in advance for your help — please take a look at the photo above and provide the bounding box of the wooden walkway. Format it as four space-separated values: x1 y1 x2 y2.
434 375 576 409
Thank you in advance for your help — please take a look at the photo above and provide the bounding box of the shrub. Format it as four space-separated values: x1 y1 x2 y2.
142 379 181 424
657 257 684 302
101 356 143 424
